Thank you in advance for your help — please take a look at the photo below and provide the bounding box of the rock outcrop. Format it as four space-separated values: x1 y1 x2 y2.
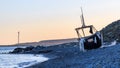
10 42 78 55
101 20 120 42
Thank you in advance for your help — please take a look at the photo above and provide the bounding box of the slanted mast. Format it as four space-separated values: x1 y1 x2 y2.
80 8 86 27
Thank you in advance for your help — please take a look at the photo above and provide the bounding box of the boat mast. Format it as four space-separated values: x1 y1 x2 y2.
80 7 86 27
80 7 85 36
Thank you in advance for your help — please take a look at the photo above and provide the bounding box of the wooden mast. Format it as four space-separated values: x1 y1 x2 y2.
80 7 85 37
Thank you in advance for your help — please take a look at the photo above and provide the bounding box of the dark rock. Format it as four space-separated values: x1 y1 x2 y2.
24 46 34 51
10 48 24 53
32 46 46 51
31 46 47 53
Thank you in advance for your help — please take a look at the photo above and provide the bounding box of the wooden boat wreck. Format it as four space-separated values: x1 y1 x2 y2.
75 8 103 51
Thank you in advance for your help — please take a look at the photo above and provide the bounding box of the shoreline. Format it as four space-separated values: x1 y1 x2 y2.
27 43 120 68
9 41 120 68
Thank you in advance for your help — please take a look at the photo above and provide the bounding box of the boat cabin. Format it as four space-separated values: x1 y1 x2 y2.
75 25 103 51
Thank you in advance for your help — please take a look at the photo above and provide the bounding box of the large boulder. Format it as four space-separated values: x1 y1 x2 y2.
10 46 52 54
24 46 34 51
10 48 24 53
101 20 120 42
10 46 35 53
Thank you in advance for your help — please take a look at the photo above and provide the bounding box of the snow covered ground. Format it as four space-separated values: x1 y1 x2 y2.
0 47 49 68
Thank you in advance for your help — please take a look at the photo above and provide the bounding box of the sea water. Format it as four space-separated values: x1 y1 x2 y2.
0 46 49 68
0 46 17 53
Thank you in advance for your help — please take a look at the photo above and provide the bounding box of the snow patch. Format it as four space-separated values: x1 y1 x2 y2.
109 40 117 46
101 40 117 48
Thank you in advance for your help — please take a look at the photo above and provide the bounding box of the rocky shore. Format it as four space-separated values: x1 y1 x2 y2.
10 42 79 57
101 20 120 42
10 20 120 68
27 43 120 68
10 41 120 68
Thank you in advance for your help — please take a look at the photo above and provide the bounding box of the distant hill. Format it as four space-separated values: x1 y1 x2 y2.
18 38 78 46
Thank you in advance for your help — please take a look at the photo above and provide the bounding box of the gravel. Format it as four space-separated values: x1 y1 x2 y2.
25 43 120 68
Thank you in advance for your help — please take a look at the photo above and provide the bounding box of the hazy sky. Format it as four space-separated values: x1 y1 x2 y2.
0 0 120 45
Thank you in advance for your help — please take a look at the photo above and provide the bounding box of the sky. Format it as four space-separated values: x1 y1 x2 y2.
0 0 120 45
